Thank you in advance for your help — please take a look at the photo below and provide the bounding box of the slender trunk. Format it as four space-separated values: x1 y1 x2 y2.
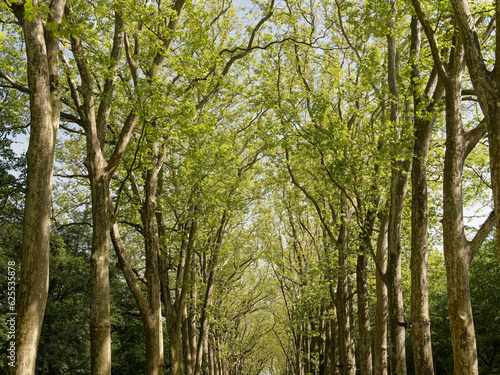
336 202 356 375
324 319 331 375
331 306 340 375
203 333 210 375
410 17 435 375
387 0 410 372
356 249 372 375
209 336 216 375
387 165 410 375
442 45 481 375
8 2 65 374
169 323 184 375
194 214 227 375
374 212 389 375
160 206 197 375
142 165 164 375
486 102 500 265
183 306 194 375
89 171 112 375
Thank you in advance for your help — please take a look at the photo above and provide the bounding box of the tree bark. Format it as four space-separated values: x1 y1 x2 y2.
410 16 442 375
386 1 411 370
89 175 112 375
443 61 479 375
374 211 389 375
441 37 494 374
336 201 356 375
357 243 372 375
8 2 65 374
141 147 165 375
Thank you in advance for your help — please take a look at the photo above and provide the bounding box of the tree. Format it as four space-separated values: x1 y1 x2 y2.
409 15 444 375
411 1 496 372
448 0 500 265
60 1 186 372
0 1 66 374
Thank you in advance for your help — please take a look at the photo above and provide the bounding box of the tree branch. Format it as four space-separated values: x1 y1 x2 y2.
464 117 487 157
0 70 29 93
469 210 495 263
111 221 149 316
96 10 125 148
411 0 449 81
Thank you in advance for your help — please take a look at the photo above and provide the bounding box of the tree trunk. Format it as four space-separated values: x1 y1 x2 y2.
168 322 184 375
331 305 340 375
336 202 356 375
440 35 495 374
386 164 410 375
410 16 438 375
386 1 411 372
142 161 165 375
356 249 372 375
183 306 195 375
374 212 388 375
440 40 493 374
443 70 479 375
9 2 65 374
88 168 112 375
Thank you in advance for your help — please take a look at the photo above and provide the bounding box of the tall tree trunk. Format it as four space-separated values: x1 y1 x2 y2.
410 16 440 375
374 212 389 375
142 156 165 375
331 304 340 375
336 201 356 375
441 39 493 374
168 322 184 375
386 162 410 375
89 175 112 375
195 212 228 375
356 248 372 375
68 8 129 374
183 306 194 375
443 67 479 375
8 2 65 374
386 1 411 372
440 30 495 373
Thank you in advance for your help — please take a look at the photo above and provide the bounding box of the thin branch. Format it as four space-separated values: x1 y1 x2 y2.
53 173 88 178
0 70 29 93
464 117 487 157
111 221 149 315
53 221 93 230
469 210 495 263
411 0 449 81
